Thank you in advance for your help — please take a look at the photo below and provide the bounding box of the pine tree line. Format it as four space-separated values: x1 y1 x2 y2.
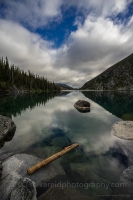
0 57 60 92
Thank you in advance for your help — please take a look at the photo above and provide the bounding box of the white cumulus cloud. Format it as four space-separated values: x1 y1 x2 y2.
0 0 133 87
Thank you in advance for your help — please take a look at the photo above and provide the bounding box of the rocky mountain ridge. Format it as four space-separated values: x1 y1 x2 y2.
81 53 133 90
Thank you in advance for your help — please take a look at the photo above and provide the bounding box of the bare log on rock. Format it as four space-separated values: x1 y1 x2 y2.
27 143 79 175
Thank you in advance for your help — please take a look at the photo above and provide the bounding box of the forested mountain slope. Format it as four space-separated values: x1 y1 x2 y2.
0 57 60 93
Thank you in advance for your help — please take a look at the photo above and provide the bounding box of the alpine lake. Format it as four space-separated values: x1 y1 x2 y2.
0 91 133 200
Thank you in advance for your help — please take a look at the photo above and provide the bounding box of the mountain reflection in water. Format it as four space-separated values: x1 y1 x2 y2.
0 91 133 199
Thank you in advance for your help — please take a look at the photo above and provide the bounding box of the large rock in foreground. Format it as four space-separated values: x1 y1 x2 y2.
111 121 133 140
0 154 65 200
0 115 16 144
10 177 37 200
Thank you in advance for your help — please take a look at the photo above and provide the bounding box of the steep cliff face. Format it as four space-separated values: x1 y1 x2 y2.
81 53 133 90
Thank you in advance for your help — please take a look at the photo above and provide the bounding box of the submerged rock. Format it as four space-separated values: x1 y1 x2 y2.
0 154 65 200
74 100 90 113
37 186 90 200
10 177 37 200
44 146 62 157
21 148 47 160
59 148 88 164
0 115 16 145
50 136 70 148
70 163 100 183
111 121 133 140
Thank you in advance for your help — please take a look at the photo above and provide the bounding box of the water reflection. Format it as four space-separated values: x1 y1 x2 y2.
82 91 133 120
0 91 133 199
0 92 64 117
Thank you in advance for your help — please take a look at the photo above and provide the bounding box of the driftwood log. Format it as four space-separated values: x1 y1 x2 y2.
27 143 79 175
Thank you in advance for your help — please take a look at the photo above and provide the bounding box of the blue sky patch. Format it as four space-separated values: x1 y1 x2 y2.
35 6 85 48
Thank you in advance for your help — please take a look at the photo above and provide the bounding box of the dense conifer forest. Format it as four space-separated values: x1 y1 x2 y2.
0 57 60 92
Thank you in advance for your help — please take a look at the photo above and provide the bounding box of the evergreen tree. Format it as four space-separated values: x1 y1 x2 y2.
0 57 61 92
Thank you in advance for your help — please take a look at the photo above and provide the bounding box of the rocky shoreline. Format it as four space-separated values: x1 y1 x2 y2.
0 153 91 200
0 115 133 199
0 85 35 96
0 115 90 200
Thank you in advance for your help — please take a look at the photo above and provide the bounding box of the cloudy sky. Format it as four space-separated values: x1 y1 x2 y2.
0 0 133 87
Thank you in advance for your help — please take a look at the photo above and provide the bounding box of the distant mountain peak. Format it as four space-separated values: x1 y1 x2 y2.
55 83 73 89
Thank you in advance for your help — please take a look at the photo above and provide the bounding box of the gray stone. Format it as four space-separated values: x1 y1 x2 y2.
120 166 133 183
74 100 90 113
111 121 133 140
0 115 16 143
10 177 37 200
112 166 133 200
0 160 2 180
0 154 65 200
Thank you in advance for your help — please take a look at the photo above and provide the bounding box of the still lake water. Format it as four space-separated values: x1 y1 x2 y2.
0 91 133 199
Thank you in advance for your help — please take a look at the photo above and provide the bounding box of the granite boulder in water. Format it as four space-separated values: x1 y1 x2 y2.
0 115 16 144
74 100 90 113
111 121 133 140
